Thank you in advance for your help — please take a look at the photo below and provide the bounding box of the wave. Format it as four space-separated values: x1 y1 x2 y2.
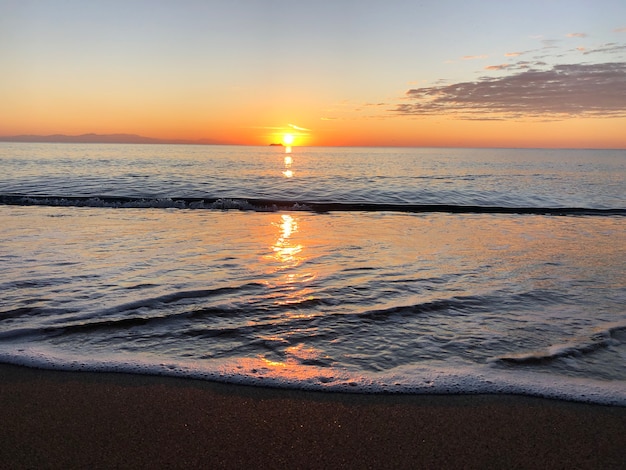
1 194 624 216
358 295 488 321
493 324 626 365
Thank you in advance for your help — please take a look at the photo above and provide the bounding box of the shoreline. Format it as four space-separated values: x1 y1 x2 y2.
1 364 625 469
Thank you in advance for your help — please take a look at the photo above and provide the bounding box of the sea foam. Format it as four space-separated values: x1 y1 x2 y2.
1 346 624 406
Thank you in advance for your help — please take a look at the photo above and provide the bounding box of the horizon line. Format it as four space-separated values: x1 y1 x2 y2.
0 133 624 151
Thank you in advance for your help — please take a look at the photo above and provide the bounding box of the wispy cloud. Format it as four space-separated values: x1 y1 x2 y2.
505 52 523 57
484 63 511 71
462 54 488 60
614 27 626 33
581 42 626 55
395 62 626 120
566 32 587 38
288 123 310 131
541 39 560 48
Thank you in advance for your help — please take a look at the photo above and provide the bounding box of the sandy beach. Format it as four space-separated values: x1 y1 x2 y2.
1 364 625 469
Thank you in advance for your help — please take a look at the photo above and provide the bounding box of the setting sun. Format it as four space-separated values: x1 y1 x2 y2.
2 2 626 149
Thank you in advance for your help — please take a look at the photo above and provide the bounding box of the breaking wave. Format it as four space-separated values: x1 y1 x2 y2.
2 194 624 216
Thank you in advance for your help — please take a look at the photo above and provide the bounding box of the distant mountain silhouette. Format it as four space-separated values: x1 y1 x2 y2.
0 133 225 145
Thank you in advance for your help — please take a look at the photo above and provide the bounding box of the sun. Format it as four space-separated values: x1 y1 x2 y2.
282 133 295 145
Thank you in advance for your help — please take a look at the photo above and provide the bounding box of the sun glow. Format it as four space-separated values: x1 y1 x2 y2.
282 133 295 145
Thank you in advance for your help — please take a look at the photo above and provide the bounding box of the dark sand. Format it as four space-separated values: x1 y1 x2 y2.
1 364 625 469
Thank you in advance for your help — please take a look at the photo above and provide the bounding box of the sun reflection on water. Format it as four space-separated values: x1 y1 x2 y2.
282 154 294 178
248 214 331 380
266 213 317 304
230 353 344 384
271 214 302 266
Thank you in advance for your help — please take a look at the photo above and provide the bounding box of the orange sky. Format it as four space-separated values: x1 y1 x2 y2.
2 1 626 148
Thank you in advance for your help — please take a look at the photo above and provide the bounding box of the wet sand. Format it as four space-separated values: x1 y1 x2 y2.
1 364 625 469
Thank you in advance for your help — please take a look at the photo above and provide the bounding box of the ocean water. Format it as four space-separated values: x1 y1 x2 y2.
1 143 625 404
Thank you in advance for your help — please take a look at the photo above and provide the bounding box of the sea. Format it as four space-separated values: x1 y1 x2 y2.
1 143 625 405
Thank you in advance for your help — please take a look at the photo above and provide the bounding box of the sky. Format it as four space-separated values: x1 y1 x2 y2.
1 0 626 148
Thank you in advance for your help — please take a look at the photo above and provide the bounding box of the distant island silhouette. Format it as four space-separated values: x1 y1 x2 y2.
0 133 225 145
269 143 284 146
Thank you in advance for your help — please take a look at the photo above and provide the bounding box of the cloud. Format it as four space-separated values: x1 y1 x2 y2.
566 32 587 38
462 54 488 60
581 42 626 55
484 63 511 71
541 39 560 48
395 62 626 120
288 123 310 131
614 27 626 33
505 52 523 57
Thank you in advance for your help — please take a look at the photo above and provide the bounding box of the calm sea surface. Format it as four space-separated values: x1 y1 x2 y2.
1 143 625 404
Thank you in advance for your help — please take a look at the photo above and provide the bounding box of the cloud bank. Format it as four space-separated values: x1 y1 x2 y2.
395 62 626 120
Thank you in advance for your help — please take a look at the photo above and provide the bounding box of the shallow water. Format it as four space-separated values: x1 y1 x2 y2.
1 143 625 404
